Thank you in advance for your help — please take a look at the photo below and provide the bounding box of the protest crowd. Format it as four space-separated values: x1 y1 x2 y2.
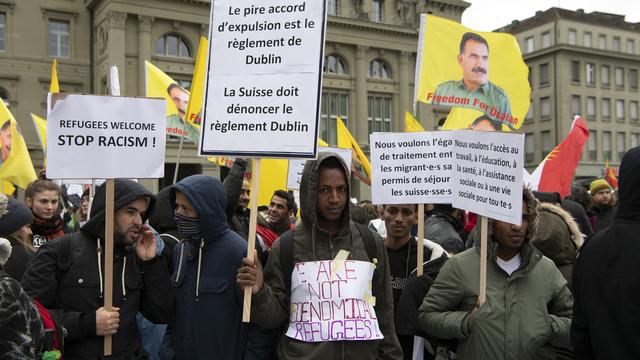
0 145 637 360
1 3 639 359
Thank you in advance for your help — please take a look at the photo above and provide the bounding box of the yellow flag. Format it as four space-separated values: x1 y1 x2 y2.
256 158 289 207
337 117 371 184
185 37 207 129
0 102 37 188
415 15 529 129
318 138 329 147
145 60 200 142
404 112 425 132
31 113 47 152
442 107 509 131
50 59 59 93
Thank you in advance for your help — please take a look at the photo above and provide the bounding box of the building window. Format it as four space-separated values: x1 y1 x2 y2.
617 132 626 160
587 97 596 118
155 34 191 58
367 94 392 134
540 97 551 119
371 0 384 22
588 130 597 161
320 92 348 146
598 34 606 50
48 19 70 58
0 12 5 52
602 98 611 120
586 63 595 85
568 29 577 45
571 61 580 82
601 65 610 86
327 0 339 16
525 37 534 53
627 39 635 54
631 101 639 122
525 103 534 122
613 37 621 52
631 133 639 148
368 59 391 79
615 67 624 88
541 32 551 48
603 131 612 160
539 63 549 85
616 99 625 121
630 69 638 90
172 78 191 91
571 95 581 116
528 66 533 87
525 133 534 163
324 54 348 75
583 32 592 47
541 131 552 160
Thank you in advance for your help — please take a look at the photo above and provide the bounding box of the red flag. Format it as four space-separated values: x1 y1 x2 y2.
530 116 589 198
604 159 619 189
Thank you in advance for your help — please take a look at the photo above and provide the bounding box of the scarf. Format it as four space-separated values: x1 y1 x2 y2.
31 215 65 241
174 211 202 241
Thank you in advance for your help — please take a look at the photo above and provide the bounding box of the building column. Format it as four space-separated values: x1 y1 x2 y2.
107 10 127 95
398 51 410 131
355 45 368 144
138 15 153 96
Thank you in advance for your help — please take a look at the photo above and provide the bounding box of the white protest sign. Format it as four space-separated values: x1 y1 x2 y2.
370 131 454 205
286 260 383 342
451 131 524 225
46 94 166 179
200 0 326 158
286 147 352 190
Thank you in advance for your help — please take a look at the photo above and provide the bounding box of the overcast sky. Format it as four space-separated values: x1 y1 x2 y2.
461 0 640 31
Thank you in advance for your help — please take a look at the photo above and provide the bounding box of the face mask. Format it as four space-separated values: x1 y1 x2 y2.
174 211 202 240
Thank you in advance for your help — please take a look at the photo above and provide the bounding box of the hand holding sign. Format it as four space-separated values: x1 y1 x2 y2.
237 249 264 295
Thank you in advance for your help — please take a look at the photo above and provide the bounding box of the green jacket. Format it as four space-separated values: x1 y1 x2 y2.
251 152 402 360
418 193 573 360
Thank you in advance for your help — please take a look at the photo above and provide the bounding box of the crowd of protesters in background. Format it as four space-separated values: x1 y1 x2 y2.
0 147 638 359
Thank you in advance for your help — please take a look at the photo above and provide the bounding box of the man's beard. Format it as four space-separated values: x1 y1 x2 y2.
114 225 138 246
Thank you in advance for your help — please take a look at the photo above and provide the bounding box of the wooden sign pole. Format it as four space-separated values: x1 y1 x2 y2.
416 204 425 276
478 215 488 306
103 179 115 355
242 158 261 322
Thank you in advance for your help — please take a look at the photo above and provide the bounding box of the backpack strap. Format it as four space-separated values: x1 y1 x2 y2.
354 222 377 262
354 222 380 304
278 229 295 292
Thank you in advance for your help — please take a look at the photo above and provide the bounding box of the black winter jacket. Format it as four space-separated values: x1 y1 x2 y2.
21 179 173 360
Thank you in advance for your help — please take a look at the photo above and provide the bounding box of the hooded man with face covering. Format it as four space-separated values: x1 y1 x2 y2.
21 179 173 360
169 175 249 359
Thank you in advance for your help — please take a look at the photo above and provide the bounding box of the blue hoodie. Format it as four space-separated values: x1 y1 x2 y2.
170 175 249 359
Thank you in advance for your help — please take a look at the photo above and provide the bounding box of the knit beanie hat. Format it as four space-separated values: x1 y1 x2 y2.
0 195 34 236
589 179 612 195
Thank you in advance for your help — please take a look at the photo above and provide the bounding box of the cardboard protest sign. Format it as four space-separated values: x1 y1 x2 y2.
286 259 383 342
370 131 454 204
415 15 530 129
46 94 166 179
451 130 524 225
287 147 352 190
200 0 326 157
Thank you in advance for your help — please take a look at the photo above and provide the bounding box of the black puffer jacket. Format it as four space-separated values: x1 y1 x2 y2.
21 179 174 360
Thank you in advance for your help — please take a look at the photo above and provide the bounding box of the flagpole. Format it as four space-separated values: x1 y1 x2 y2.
172 123 186 184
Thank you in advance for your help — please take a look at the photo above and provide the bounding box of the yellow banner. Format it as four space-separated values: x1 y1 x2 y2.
416 15 530 129
404 112 425 132
185 37 207 129
337 117 371 185
50 59 59 93
0 102 37 189
31 113 47 152
145 60 200 142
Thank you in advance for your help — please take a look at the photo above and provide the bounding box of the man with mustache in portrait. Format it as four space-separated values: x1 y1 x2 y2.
432 32 511 119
